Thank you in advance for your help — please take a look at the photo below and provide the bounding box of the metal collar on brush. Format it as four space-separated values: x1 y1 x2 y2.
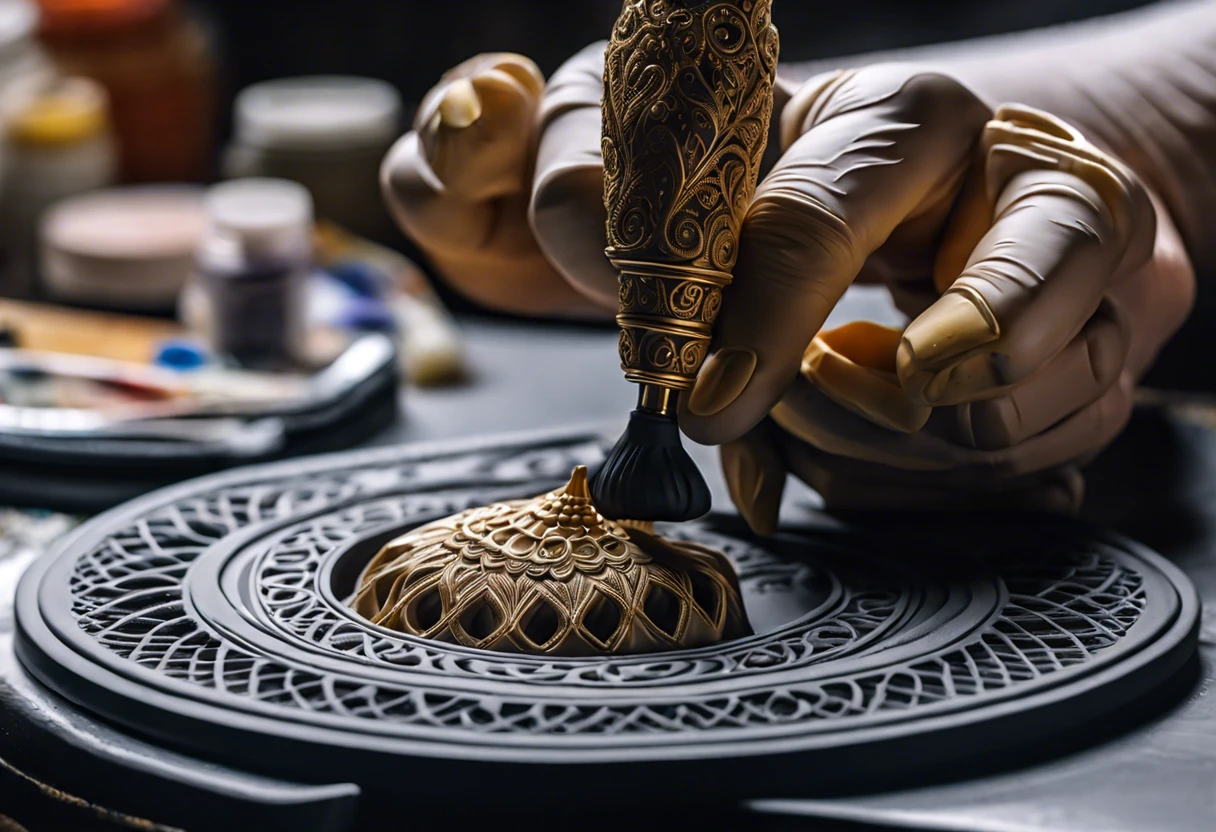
637 383 677 417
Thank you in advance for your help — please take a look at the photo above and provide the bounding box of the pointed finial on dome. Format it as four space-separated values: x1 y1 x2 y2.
565 465 591 500
352 463 751 654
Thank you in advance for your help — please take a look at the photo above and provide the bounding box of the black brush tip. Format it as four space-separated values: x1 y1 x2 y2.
590 409 711 522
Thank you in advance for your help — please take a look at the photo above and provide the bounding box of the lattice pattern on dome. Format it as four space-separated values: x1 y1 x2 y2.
349 467 751 656
65 437 1148 736
253 508 903 684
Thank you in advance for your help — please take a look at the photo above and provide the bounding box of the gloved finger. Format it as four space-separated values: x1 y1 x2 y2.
957 307 1127 450
799 321 932 434
680 65 990 446
772 371 1133 480
779 432 1085 514
529 42 620 310
383 54 540 246
382 54 602 316
899 106 1154 406
720 420 788 537
416 53 545 200
1105 189 1195 380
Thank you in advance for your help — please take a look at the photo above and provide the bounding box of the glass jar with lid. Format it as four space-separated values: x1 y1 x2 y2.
190 177 314 368
35 0 217 183
0 75 116 296
223 76 403 245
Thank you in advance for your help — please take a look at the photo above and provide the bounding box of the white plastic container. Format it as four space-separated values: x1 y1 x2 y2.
39 185 206 310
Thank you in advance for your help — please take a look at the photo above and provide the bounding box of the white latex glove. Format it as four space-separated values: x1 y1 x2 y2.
704 67 1194 527
382 50 1195 524
382 49 617 318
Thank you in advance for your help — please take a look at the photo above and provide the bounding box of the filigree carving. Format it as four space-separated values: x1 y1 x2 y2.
613 323 711 383
63 488 1149 735
603 0 779 388
603 0 778 270
254 516 904 685
351 467 750 655
618 274 724 322
48 432 1160 741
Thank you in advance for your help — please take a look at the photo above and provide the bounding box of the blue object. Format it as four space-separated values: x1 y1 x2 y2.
327 262 386 299
338 297 396 333
154 340 210 371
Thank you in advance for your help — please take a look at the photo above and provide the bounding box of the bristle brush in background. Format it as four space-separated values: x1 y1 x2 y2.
591 0 780 522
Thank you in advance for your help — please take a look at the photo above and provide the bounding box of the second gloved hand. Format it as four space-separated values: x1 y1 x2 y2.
381 49 1194 525
706 67 1193 528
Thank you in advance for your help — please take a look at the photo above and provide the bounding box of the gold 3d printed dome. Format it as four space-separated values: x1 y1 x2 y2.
351 466 750 656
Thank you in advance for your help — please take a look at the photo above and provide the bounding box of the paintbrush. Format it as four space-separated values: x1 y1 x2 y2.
591 0 779 521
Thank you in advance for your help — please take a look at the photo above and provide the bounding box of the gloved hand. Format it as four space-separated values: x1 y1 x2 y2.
702 67 1194 527
383 49 1195 524
382 48 618 318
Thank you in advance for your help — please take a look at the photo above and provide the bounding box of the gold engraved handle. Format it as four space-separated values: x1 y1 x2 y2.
602 0 779 396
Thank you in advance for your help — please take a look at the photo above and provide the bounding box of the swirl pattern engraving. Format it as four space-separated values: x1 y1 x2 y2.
603 0 778 388
603 0 777 270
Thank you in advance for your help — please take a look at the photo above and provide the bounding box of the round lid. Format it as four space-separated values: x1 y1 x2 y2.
42 186 206 260
36 0 169 40
205 177 312 236
0 0 37 54
233 76 402 151
6 75 108 145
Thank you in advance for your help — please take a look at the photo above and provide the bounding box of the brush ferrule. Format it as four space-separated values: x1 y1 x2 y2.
637 383 677 417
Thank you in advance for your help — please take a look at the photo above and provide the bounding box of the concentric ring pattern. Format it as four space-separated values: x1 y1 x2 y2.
15 429 1198 800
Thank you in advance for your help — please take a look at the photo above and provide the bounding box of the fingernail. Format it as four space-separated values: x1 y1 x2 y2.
1046 467 1085 513
901 292 998 371
1026 479 1083 515
439 78 482 129
963 398 1019 450
688 348 757 417
1042 485 1077 514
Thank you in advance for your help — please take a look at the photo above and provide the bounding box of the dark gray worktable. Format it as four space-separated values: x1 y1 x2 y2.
0 287 1211 830
382 297 1216 832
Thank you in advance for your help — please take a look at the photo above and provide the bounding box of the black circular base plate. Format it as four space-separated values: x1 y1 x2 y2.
13 428 1200 809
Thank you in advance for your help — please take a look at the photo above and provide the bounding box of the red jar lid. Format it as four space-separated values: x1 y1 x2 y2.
36 0 171 42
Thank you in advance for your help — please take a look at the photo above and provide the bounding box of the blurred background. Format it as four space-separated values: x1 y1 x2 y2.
203 0 1152 106
0 0 1196 515
0 0 1167 303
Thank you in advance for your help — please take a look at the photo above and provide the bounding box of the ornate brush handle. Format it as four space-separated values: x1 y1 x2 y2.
602 0 779 404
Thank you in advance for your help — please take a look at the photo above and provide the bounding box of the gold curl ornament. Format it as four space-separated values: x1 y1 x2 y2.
351 467 751 656
603 0 779 397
